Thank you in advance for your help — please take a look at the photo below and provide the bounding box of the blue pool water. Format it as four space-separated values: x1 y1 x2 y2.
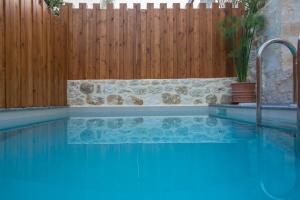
0 114 300 200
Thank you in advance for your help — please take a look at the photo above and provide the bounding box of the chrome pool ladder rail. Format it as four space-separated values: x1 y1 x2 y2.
256 36 299 126
298 34 300 128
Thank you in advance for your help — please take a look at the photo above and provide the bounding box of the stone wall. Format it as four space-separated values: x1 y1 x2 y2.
67 78 235 107
248 0 300 104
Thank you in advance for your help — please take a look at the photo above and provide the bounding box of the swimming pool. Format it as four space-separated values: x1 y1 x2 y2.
0 107 299 200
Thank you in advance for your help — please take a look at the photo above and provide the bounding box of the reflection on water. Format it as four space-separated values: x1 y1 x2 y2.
67 116 257 144
259 127 300 199
0 117 300 200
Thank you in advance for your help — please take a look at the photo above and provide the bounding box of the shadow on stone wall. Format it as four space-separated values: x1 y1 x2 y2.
248 0 300 104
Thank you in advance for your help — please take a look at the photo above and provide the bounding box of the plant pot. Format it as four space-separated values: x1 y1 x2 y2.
231 82 256 104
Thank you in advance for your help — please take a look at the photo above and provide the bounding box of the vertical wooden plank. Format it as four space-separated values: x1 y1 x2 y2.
167 7 174 78
78 3 87 79
206 4 213 77
87 5 97 79
94 4 101 79
131 6 137 79
42 1 49 106
51 14 57 105
153 8 160 78
191 5 200 78
186 4 193 78
0 0 5 107
45 5 52 105
146 3 154 78
5 0 21 107
70 7 80 80
99 7 108 79
52 15 59 105
43 2 50 106
112 7 120 79
53 10 60 105
134 3 141 79
140 9 147 78
106 4 114 79
159 3 167 78
60 5 69 105
212 3 223 77
66 3 73 81
80 3 87 79
47 10 54 105
125 8 134 79
56 11 66 105
199 3 208 77
173 3 180 78
119 4 126 79
53 11 67 105
32 0 44 106
177 8 187 78
218 5 226 77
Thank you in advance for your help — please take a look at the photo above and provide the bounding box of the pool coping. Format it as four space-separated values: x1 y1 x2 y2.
0 104 297 112
0 106 69 113
0 106 209 131
210 104 297 111
0 105 298 132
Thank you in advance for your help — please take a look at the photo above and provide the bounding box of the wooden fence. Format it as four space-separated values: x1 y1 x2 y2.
67 3 242 80
0 1 242 108
0 0 67 108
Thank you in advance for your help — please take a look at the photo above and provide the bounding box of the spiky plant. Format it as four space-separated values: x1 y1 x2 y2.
220 0 266 82
44 0 63 16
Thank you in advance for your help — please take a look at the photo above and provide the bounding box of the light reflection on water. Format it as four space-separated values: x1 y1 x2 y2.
258 127 300 199
67 116 257 144
0 116 299 200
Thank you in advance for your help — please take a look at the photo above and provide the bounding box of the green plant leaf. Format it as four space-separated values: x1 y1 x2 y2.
219 0 266 82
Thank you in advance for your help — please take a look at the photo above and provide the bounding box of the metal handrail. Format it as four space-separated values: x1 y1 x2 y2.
256 37 299 126
298 35 300 128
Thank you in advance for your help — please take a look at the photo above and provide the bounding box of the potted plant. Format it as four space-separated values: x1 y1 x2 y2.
220 0 266 103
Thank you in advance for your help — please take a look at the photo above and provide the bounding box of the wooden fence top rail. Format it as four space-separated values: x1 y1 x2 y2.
64 2 243 10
